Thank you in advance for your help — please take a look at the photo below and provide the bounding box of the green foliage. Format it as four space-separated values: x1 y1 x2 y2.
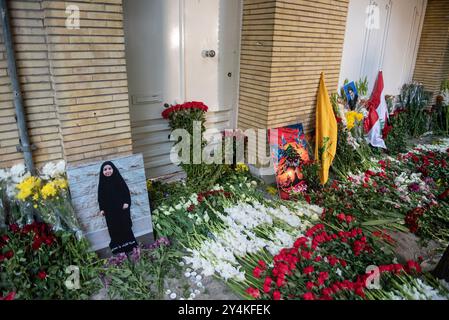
385 111 409 155
103 244 182 300
356 76 369 97
165 105 228 192
399 83 432 137
332 123 375 179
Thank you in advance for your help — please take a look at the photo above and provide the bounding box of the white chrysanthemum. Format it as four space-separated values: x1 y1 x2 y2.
10 163 29 183
0 169 10 182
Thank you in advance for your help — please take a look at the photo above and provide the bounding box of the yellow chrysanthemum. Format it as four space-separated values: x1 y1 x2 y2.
16 176 41 201
54 178 68 190
41 181 58 200
235 163 249 173
345 111 364 130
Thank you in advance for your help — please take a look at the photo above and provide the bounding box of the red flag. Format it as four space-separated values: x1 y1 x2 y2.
364 71 387 149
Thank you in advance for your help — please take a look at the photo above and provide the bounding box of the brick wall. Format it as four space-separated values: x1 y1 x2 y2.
413 0 449 99
0 0 133 169
1 0 64 168
238 0 349 132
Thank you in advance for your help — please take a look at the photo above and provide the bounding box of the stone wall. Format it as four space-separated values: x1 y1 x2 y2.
0 0 133 170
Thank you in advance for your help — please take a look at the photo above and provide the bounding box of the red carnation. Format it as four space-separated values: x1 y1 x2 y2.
303 266 314 275
273 290 281 300
0 292 16 301
301 250 312 260
302 292 315 300
337 213 346 222
245 287 260 299
405 260 422 274
258 260 267 270
253 266 263 278
306 281 314 290
187 204 195 212
263 277 273 293
304 194 311 204
294 237 308 249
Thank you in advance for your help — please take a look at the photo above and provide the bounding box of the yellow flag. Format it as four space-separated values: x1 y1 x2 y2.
314 72 338 185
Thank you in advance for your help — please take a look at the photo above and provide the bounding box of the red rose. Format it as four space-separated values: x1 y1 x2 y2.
258 260 267 270
37 271 47 280
0 255 5 263
337 213 346 222
345 215 354 223
187 205 195 212
273 290 281 300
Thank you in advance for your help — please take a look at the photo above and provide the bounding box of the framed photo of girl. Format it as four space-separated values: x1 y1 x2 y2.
66 154 154 257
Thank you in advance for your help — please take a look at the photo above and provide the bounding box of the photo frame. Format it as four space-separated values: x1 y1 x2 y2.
66 154 153 254
343 81 359 110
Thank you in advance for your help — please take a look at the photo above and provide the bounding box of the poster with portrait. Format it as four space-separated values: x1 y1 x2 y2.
344 81 359 111
268 124 310 200
66 154 153 255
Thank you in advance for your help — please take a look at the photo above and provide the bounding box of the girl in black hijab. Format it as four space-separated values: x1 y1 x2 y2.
98 161 137 255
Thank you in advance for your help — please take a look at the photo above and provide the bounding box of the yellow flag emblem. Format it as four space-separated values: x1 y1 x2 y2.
314 72 338 185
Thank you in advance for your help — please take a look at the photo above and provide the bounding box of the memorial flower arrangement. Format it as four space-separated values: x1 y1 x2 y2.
0 222 100 300
102 239 181 300
298 138 449 247
245 223 448 300
162 101 227 191
0 160 82 236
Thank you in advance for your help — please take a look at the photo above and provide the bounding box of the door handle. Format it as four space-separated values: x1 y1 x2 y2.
202 50 216 58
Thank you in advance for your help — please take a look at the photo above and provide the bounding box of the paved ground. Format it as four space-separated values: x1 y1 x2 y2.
392 231 443 272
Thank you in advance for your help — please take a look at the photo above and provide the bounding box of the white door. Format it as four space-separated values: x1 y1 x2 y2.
123 0 242 178
339 0 426 95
